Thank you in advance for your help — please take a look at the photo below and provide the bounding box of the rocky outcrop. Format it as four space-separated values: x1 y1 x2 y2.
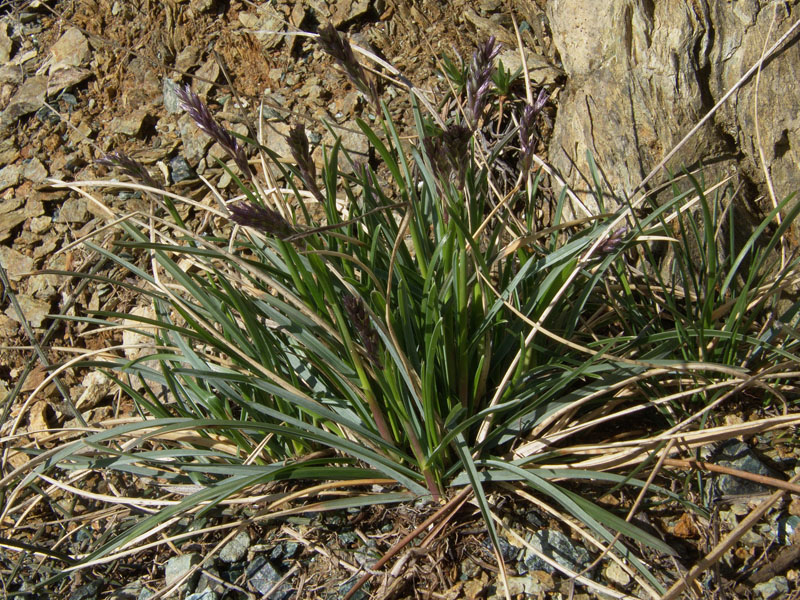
546 0 799 218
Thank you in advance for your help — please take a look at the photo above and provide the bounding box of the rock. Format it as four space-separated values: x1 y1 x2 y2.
482 536 520 563
0 21 12 63
219 530 250 563
604 561 632 587
246 556 292 598
137 586 154 600
498 575 545 597
238 5 285 50
710 440 776 498
23 157 47 182
55 198 87 223
0 163 21 191
263 121 294 160
194 57 220 98
0 246 33 280
4 294 50 328
191 0 216 14
107 580 142 600
69 579 103 600
546 0 800 222
75 371 113 411
164 553 201 597
49 27 90 73
178 113 212 163
110 110 149 136
169 155 194 183
163 78 183 114
122 305 158 367
496 48 561 86
754 576 789 599
522 529 593 575
462 571 489 599
195 567 225 596
185 591 217 600
47 66 93 96
332 0 371 27
29 215 51 234
175 46 200 73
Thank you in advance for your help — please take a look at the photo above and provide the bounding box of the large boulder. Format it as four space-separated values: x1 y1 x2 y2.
545 0 799 219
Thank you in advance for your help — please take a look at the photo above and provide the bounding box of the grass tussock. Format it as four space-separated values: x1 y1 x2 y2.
4 20 800 600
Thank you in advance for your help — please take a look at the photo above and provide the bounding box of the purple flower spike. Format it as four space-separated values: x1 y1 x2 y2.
97 152 160 190
228 201 295 238
317 24 380 109
518 88 549 172
598 225 628 255
423 124 473 188
466 37 501 128
342 294 381 366
174 85 253 180
287 124 324 203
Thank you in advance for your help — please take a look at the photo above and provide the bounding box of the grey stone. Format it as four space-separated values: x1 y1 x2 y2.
498 575 546 597
69 579 103 600
246 556 292 598
263 121 293 161
0 163 21 191
711 440 776 498
496 48 561 86
219 530 250 563
191 0 216 14
0 212 26 242
332 0 370 27
178 113 212 163
49 27 90 73
47 66 93 96
175 46 200 73
185 591 217 600
523 529 593 575
238 6 284 50
136 587 154 600
169 155 194 183
754 576 789 600
482 536 520 563
163 78 183 114
0 64 23 85
5 294 50 328
0 246 33 280
604 561 632 587
107 580 142 600
0 21 12 64
23 157 47 182
194 57 219 98
55 198 88 223
164 553 200 596
110 110 149 136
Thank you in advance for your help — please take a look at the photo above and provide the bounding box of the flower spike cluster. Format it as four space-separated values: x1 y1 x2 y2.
174 85 254 180
423 124 473 190
228 201 295 239
466 36 501 128
317 23 380 110
518 88 549 173
96 152 159 190
342 294 382 367
287 124 324 203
